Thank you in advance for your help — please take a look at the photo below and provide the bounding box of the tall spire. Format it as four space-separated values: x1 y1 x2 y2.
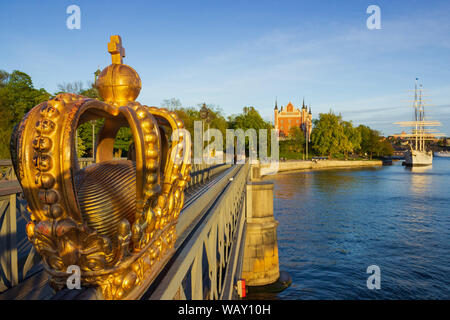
274 97 278 110
302 97 306 109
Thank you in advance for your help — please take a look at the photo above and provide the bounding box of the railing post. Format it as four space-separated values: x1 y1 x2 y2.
9 193 18 287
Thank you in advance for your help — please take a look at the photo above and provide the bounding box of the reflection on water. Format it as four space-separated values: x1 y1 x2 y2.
407 166 433 196
264 159 450 299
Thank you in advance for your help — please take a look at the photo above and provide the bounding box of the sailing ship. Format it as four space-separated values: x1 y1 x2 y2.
395 79 443 166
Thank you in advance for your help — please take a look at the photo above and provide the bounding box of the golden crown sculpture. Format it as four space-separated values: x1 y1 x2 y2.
10 35 191 299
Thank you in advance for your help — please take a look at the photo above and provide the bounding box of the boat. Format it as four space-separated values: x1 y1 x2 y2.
434 151 450 158
394 79 444 167
404 149 433 166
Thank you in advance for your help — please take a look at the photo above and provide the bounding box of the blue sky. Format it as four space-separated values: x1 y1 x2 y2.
1 0 450 135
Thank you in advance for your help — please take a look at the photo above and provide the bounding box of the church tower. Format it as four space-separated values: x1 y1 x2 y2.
274 97 278 130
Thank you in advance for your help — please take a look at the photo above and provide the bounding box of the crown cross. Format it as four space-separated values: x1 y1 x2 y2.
108 35 125 64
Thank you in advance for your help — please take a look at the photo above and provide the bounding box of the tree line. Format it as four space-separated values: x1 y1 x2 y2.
310 111 393 159
0 70 393 160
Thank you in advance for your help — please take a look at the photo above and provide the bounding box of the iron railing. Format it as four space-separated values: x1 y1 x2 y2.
0 182 39 292
145 163 249 300
0 160 15 181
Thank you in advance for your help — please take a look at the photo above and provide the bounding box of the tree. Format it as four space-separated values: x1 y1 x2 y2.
228 106 272 132
56 80 101 100
342 121 361 159
0 70 52 158
161 98 182 110
166 100 229 149
198 103 228 143
228 106 273 157
357 125 394 158
310 111 349 158
280 126 305 159
358 125 381 159
379 139 394 156
114 126 133 158
79 85 101 100
76 133 87 157
56 80 106 158
57 81 84 94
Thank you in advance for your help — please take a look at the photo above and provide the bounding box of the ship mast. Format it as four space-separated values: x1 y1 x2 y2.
394 78 444 148
419 84 424 152
414 78 418 151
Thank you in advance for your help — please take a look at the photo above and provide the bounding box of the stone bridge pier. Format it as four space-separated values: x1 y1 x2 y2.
242 165 290 293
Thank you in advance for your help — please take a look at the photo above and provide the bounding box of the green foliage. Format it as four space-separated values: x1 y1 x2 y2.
309 112 393 159
76 131 87 157
0 70 52 158
197 103 229 143
342 120 361 157
280 126 305 159
80 86 102 100
166 99 229 148
311 111 349 158
114 127 132 157
357 125 384 159
379 139 394 156
228 106 272 131
228 106 273 156
76 118 132 158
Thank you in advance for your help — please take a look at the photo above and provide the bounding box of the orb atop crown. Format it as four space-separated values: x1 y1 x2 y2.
95 35 141 105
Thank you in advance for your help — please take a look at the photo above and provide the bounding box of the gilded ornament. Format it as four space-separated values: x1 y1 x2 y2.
10 35 191 299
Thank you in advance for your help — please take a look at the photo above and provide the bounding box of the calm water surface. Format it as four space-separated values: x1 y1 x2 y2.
265 158 450 299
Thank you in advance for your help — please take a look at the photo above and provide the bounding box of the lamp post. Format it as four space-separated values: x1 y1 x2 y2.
200 103 210 160
90 120 96 160
306 122 309 160
305 121 311 160
200 103 210 135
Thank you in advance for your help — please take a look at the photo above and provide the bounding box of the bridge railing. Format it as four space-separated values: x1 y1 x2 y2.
0 181 39 292
0 158 232 293
0 160 15 181
146 163 249 300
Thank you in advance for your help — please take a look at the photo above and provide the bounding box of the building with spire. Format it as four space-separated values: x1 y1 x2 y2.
274 98 312 139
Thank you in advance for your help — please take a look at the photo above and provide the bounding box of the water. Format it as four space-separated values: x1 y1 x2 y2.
266 158 450 299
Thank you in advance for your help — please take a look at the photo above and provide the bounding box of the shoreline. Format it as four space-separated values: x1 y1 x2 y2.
260 159 383 176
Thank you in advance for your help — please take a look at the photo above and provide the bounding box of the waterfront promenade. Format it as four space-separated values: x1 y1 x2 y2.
260 160 383 176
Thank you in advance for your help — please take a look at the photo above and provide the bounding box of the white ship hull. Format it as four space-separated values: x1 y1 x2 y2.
434 151 450 158
404 150 433 166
